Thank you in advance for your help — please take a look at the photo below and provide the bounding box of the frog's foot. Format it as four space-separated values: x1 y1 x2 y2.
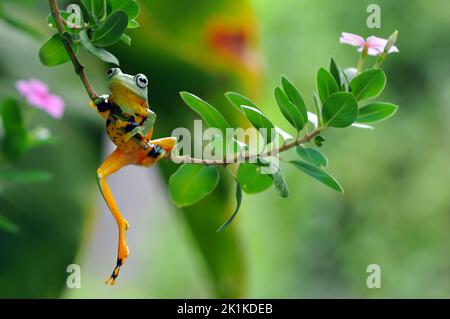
147 144 165 159
105 220 130 286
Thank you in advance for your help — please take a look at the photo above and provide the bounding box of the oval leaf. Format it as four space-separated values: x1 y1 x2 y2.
274 86 306 132
290 160 343 193
109 0 140 20
357 102 398 123
281 76 308 118
296 146 328 167
350 69 386 101
241 105 275 144
169 164 220 207
92 11 128 47
317 67 340 103
237 163 273 194
39 34 75 67
79 30 119 65
216 183 242 232
81 0 107 19
180 92 230 135
270 168 290 198
329 58 342 89
322 92 358 128
225 92 259 112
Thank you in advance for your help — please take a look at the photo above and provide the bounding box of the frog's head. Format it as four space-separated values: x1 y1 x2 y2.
107 68 149 108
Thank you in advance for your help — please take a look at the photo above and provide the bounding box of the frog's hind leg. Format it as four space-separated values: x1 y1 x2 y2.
96 148 136 285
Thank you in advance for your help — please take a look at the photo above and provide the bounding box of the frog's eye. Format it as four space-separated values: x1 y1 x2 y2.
108 68 119 79
135 74 148 89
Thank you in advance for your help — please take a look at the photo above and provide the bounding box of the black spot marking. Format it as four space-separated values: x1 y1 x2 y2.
147 145 163 158
97 100 111 113
124 121 139 132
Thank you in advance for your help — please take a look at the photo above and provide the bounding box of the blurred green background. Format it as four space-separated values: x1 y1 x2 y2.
1 0 450 298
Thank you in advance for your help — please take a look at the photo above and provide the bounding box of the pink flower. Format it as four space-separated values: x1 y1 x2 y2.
15 79 64 119
340 32 399 56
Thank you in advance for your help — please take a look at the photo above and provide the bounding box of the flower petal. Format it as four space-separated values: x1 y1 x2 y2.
26 94 48 110
44 95 65 118
28 79 49 95
339 32 366 47
15 80 31 97
388 45 399 53
357 46 382 56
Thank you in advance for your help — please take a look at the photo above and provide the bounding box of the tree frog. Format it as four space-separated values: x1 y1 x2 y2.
90 68 177 285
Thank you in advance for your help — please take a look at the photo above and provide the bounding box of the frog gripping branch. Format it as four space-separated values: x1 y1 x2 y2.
43 0 399 285
92 68 176 284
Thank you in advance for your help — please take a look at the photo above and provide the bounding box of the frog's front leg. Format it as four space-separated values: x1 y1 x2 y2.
91 95 112 119
122 110 156 142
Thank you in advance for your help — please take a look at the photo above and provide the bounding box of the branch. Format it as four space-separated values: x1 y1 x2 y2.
49 0 97 100
48 0 322 166
167 128 322 165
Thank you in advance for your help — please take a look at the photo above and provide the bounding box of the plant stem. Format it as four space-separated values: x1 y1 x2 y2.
49 0 98 101
167 128 322 165
356 46 368 74
48 0 322 166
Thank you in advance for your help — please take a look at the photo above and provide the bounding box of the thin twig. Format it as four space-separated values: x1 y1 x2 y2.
48 0 322 166
49 0 97 100
167 128 322 165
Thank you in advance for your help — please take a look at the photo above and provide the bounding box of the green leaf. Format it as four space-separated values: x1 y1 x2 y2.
357 102 399 123
274 86 306 132
128 19 140 29
47 11 71 31
329 57 342 89
216 183 242 232
225 91 259 112
120 33 131 46
39 34 77 67
269 167 290 198
0 169 53 184
317 67 340 104
180 92 230 135
290 160 343 193
312 92 322 126
281 76 308 116
92 10 128 47
81 0 107 21
241 105 275 144
296 146 328 167
0 214 19 234
322 92 358 128
109 0 140 20
314 135 325 147
237 163 273 194
350 69 387 101
79 30 119 65
0 98 28 160
169 164 220 207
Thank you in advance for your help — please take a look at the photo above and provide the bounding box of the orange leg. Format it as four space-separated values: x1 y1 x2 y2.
96 148 136 285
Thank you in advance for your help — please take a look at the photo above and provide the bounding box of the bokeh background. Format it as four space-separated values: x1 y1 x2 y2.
1 0 450 298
